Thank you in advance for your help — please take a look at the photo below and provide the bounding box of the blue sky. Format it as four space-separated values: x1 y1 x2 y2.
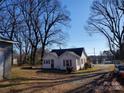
60 0 109 55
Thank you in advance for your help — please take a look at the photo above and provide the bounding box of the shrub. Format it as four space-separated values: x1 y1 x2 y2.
66 66 73 73
84 63 91 69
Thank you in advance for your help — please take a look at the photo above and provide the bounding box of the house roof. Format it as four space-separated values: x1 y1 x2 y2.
45 52 58 57
51 47 86 57
61 51 81 58
0 37 18 44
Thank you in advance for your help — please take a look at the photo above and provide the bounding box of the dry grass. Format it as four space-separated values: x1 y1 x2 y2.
11 67 37 79
0 66 86 93
73 67 99 74
0 64 116 93
0 67 85 93
94 64 115 71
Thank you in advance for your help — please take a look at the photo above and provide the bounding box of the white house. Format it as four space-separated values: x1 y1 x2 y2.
42 48 87 71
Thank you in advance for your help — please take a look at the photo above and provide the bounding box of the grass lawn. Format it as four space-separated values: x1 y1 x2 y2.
0 66 90 93
73 67 100 74
72 64 115 76
11 66 38 79
0 64 115 93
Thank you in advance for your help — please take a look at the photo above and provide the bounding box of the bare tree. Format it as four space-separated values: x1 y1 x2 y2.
0 0 20 40
87 0 124 59
39 0 70 63
14 27 31 65
18 0 44 65
0 0 70 65
0 0 22 64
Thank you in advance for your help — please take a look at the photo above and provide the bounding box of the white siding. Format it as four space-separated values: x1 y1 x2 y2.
0 50 4 79
43 53 58 69
4 46 12 79
59 52 80 70
75 52 87 70
13 59 18 65
0 43 12 80
42 50 87 71
81 53 87 62
81 52 87 62
76 59 81 70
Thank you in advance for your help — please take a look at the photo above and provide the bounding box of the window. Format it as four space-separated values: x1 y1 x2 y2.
44 60 53 64
46 60 49 64
46 60 48 64
69 60 72 66
66 60 69 66
63 60 65 66
63 59 72 67
47 60 49 64
44 60 46 64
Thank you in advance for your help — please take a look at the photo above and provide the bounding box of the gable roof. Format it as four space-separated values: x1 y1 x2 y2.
44 52 58 57
51 47 86 57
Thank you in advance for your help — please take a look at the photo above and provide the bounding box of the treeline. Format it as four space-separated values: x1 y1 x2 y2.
0 0 70 65
87 0 124 60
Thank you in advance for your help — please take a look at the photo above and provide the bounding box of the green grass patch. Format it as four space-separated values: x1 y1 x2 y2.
73 67 100 75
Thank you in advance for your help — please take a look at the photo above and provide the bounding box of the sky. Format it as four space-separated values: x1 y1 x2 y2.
60 0 109 55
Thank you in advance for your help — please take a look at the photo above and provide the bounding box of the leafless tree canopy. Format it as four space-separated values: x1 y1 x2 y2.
87 0 124 59
0 0 70 65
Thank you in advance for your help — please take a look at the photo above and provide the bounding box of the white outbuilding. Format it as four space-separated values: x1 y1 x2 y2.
43 48 87 71
0 38 16 80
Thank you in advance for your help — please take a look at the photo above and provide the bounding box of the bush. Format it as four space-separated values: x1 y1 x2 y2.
66 66 73 73
84 63 91 69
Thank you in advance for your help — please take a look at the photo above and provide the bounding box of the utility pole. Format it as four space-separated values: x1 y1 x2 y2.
94 48 95 56
94 48 96 64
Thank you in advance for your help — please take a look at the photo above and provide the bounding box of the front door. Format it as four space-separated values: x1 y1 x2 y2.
0 50 4 79
51 59 54 69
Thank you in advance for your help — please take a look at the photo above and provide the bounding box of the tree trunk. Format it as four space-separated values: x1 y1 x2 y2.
41 44 45 65
19 44 22 65
119 43 123 60
30 49 33 65
11 44 13 65
32 48 37 65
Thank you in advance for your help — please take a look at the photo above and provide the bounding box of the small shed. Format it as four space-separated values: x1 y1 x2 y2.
0 38 16 80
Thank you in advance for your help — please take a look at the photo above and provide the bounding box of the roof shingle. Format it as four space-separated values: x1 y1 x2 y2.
51 47 85 56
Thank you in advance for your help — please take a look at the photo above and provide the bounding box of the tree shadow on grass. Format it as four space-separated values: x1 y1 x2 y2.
65 74 106 93
65 72 124 93
4 72 109 93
